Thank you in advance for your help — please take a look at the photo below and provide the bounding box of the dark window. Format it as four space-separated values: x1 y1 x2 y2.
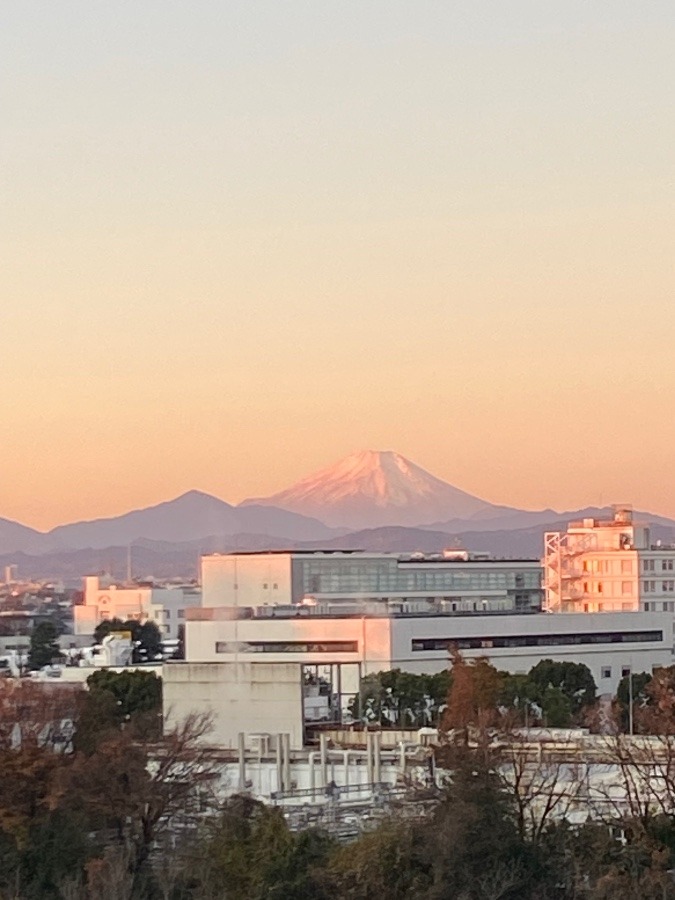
411 630 663 652
216 640 358 654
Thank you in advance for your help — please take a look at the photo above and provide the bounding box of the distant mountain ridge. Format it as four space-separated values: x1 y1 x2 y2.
0 517 44 555
7 518 675 583
3 450 675 568
0 491 337 555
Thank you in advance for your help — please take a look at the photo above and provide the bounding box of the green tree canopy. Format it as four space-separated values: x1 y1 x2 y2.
351 668 450 727
86 669 162 720
73 671 162 754
526 659 597 725
28 621 62 671
527 659 596 712
93 617 163 661
190 794 333 900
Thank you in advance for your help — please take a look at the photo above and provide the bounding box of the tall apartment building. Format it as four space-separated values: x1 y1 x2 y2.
543 506 675 614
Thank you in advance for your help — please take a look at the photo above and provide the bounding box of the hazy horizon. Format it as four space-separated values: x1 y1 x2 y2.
4 2 675 528
2 447 668 532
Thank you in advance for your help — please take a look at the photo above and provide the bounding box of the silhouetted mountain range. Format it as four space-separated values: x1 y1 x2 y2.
3 450 675 579
0 491 338 556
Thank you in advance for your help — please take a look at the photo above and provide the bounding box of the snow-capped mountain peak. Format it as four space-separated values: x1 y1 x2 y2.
240 449 501 529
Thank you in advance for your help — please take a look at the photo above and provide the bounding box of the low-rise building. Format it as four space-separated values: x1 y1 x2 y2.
74 576 201 639
184 604 671 699
161 547 673 752
202 549 542 614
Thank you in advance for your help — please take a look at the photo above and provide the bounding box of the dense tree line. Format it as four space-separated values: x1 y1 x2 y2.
5 659 675 897
355 654 598 729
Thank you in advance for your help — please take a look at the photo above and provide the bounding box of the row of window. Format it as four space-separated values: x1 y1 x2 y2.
581 603 635 612
644 559 675 572
643 581 675 593
298 562 540 594
579 582 633 595
411 630 663 652
644 601 675 612
601 666 633 679
215 640 359 654
582 560 634 575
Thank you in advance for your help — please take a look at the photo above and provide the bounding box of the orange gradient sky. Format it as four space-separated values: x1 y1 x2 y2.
3 2 675 530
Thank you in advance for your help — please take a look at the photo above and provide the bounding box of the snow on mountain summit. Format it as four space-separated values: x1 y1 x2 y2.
240 450 500 529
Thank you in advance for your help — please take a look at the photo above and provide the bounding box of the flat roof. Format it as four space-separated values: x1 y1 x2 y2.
202 550 539 563
203 549 366 557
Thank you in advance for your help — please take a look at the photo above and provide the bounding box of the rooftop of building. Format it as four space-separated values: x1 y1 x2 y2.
202 549 540 563
186 606 541 621
568 505 641 530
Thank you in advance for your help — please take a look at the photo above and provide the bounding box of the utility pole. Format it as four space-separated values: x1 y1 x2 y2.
628 666 634 736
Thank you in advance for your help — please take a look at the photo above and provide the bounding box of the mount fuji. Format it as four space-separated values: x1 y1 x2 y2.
241 449 517 529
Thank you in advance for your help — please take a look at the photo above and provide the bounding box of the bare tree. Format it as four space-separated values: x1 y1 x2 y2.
590 733 675 827
0 680 80 752
85 846 134 900
472 859 528 900
55 711 219 891
497 740 587 841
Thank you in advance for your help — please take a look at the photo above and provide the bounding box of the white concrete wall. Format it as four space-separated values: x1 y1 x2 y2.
184 613 392 674
184 610 673 695
162 661 304 749
149 588 201 638
201 554 294 608
388 612 673 695
75 580 152 635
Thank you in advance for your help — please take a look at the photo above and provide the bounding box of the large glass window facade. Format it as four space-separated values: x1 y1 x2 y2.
294 558 541 598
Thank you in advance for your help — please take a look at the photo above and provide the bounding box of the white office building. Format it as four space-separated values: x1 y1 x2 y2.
201 550 543 614
166 603 672 750
544 506 675 615
184 604 671 699
74 576 201 639
159 548 675 751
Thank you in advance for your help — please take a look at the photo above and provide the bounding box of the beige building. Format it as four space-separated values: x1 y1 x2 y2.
543 506 675 614
74 576 201 639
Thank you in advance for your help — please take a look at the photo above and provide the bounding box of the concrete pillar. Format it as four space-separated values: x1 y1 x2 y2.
237 732 246 790
319 732 329 788
276 734 283 793
373 731 381 784
282 733 291 792
366 731 374 784
308 752 317 792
